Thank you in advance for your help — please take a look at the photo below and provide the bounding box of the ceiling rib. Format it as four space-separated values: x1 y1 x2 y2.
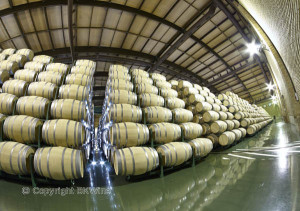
68 0 75 62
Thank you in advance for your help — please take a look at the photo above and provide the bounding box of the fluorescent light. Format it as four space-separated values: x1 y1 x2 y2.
246 41 260 56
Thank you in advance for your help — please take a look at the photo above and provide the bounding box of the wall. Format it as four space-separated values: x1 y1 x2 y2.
257 99 281 118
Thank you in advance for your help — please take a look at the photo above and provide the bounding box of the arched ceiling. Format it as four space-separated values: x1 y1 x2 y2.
0 0 273 104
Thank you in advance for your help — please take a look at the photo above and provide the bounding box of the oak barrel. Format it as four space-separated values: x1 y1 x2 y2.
14 69 37 82
50 99 87 121
189 138 213 158
148 123 181 144
27 82 57 100
2 79 28 97
16 96 50 119
144 106 172 123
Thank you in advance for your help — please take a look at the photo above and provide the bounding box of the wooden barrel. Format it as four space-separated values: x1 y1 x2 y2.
182 97 189 106
75 59 96 68
0 69 9 84
193 84 202 91
165 97 185 109
131 69 149 77
136 83 158 94
59 85 89 101
202 123 211 135
108 90 137 105
205 96 214 104
46 63 69 75
33 55 53 64
114 147 159 176
148 123 181 144
218 111 228 120
220 105 228 112
7 54 26 68
199 90 209 97
183 87 199 96
37 71 63 86
2 48 15 55
212 103 221 112
187 105 196 114
133 76 153 85
71 65 94 76
0 60 18 74
2 79 28 97
247 125 257 135
232 129 242 141
232 120 240 129
195 102 212 113
223 99 233 107
160 88 178 98
211 121 227 134
209 92 216 98
207 134 219 146
16 96 50 119
155 81 171 89
229 105 239 113
42 119 85 147
169 80 178 86
219 131 236 146
65 73 92 87
3 115 43 144
214 98 222 105
178 80 193 89
28 82 57 100
0 141 35 175
203 111 219 122
139 93 164 107
226 112 234 120
109 64 128 74
108 104 142 123
218 94 228 101
156 142 192 167
0 93 18 115
16 49 34 61
173 108 193 123
180 122 203 139
0 53 6 61
192 114 202 123
107 79 133 92
189 138 213 158
144 106 172 123
224 120 235 131
109 71 131 81
189 94 205 105
151 73 166 81
109 122 149 147
34 147 84 180
24 61 45 72
14 69 37 82
241 118 251 127
50 99 87 121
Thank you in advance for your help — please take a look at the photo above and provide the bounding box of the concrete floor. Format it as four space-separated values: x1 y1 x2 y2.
1 120 300 210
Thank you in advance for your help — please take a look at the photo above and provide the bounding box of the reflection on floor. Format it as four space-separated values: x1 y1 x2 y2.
1 121 300 211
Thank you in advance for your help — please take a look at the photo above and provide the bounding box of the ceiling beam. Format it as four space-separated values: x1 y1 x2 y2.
68 0 75 62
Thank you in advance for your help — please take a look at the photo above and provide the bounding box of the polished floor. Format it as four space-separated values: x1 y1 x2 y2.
1 120 300 211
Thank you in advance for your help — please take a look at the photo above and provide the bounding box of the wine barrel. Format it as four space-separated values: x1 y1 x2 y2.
187 105 196 114
14 69 37 82
27 82 57 100
37 71 63 86
46 63 69 75
114 147 159 176
160 88 178 98
211 103 221 112
209 92 216 99
211 121 227 134
214 98 222 105
195 102 212 113
151 73 166 81
33 55 53 64
109 64 128 74
205 96 214 104
203 111 219 122
156 142 192 167
180 122 203 139
0 141 35 175
0 60 18 74
2 79 28 97
107 79 133 92
224 120 235 131
108 90 137 105
106 104 141 123
193 84 202 91
148 123 181 144
131 69 149 77
42 119 85 147
232 129 242 141
223 100 233 107
155 81 171 89
173 108 193 123
207 134 219 146
109 122 149 147
139 94 164 107
59 85 89 101
218 93 228 101
75 59 96 68
232 120 240 129
144 106 172 123
229 105 239 113
0 70 9 84
218 111 228 120
0 93 18 115
199 90 209 97
183 87 199 96
189 94 205 105
16 49 34 61
238 127 247 138
71 65 94 76
165 97 185 109
235 112 245 120
16 96 50 119
136 83 158 94
226 112 234 120
2 48 15 56
34 147 84 180
0 53 6 61
169 80 178 86
202 123 211 135
24 61 45 72
7 54 26 68
189 138 213 158
178 80 193 89
50 99 87 121
3 115 43 143
192 114 202 123
133 76 153 85
219 131 236 146
65 73 92 87
109 71 131 81
247 125 257 135
220 105 228 112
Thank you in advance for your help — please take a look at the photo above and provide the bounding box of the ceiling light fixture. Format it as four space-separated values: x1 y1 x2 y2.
267 82 275 91
246 41 261 56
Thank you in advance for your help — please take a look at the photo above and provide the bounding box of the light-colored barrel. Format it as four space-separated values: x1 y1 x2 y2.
33 55 53 64
183 87 199 96
151 73 166 81
195 102 212 113
226 112 234 120
220 105 228 112
144 106 172 123
241 118 253 127
189 138 213 158
65 73 92 87
2 48 15 56
16 96 50 119
107 79 133 92
109 122 149 147
16 49 34 61
131 69 149 77
0 53 6 61
3 115 43 143
193 84 202 91
107 104 142 123
232 120 240 129
75 59 96 68
136 83 158 94
187 105 196 114
2 79 28 97
148 123 181 144
166 97 185 109
205 96 214 104
7 54 26 68
133 76 153 85
108 90 137 105
180 122 203 139
24 61 45 72
0 141 35 175
14 69 37 82
173 108 193 123
42 119 85 147
232 129 242 141
155 80 171 89
139 93 164 107
70 65 94 76
109 64 128 74
178 80 193 89
34 147 84 180
192 114 202 123
169 80 178 86
224 120 235 131
109 71 131 81
203 111 220 122
37 71 63 86
0 60 18 74
114 147 159 176
0 93 18 115
199 90 209 97
59 85 89 101
218 94 228 101
218 111 228 120
229 105 239 113
247 125 257 135
189 94 205 105
212 103 221 112
46 63 69 75
238 127 247 137
156 142 192 167
0 70 9 84
214 98 222 105
50 99 87 121
207 134 219 146
160 88 178 98
219 131 236 146
27 82 57 100
211 121 227 134
202 123 211 135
